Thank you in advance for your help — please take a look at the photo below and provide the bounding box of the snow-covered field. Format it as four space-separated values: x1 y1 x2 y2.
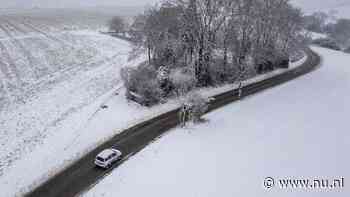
83 46 350 197
0 11 147 196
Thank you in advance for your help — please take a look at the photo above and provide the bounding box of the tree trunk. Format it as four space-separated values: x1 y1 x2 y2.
148 43 151 65
195 33 205 86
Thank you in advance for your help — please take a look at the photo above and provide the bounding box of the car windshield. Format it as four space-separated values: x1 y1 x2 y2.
96 157 105 162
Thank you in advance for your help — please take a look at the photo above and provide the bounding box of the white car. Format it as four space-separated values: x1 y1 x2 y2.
95 148 122 169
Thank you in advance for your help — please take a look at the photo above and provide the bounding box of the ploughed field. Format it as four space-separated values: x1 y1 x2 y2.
0 11 122 109
0 10 131 178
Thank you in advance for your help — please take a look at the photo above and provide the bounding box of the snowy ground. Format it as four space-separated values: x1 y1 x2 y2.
0 56 307 197
83 46 350 197
0 15 132 165
0 8 323 197
0 19 308 196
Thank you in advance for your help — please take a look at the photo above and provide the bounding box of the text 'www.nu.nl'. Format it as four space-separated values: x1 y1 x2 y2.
264 177 345 190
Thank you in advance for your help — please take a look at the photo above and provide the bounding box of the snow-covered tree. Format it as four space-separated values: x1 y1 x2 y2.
124 0 306 106
303 12 329 33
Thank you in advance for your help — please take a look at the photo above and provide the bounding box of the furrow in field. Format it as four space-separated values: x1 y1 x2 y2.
2 20 50 79
5 19 57 74
4 19 91 79
0 40 25 90
0 54 124 180
0 47 15 80
0 62 11 108
0 21 39 80
20 20 71 47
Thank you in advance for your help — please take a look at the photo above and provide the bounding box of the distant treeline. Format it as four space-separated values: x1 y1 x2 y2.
304 11 350 51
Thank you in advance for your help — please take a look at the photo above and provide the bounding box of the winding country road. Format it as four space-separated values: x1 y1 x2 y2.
26 48 320 197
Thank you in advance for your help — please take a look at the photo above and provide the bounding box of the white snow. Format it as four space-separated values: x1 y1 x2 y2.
0 10 314 197
0 35 307 197
309 32 327 40
0 14 152 196
82 46 350 197
0 39 307 196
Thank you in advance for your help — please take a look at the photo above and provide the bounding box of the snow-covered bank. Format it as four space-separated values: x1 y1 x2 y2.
83 46 350 197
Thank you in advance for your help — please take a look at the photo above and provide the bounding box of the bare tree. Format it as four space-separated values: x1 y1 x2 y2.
124 0 306 105
129 14 147 45
176 0 232 86
303 12 329 33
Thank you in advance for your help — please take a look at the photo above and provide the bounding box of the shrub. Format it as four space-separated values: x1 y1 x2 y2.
170 68 196 96
182 92 209 123
208 59 239 85
157 66 174 98
109 16 126 33
135 79 161 105
290 50 305 63
312 38 341 51
121 63 161 106
241 55 258 80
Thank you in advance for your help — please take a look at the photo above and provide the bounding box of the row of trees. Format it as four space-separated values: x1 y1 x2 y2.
303 12 330 33
123 0 306 105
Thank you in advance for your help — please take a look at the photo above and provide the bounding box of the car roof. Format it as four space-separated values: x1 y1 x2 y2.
97 149 116 159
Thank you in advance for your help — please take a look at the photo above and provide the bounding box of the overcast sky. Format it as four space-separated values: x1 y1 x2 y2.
0 0 160 8
291 0 350 12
